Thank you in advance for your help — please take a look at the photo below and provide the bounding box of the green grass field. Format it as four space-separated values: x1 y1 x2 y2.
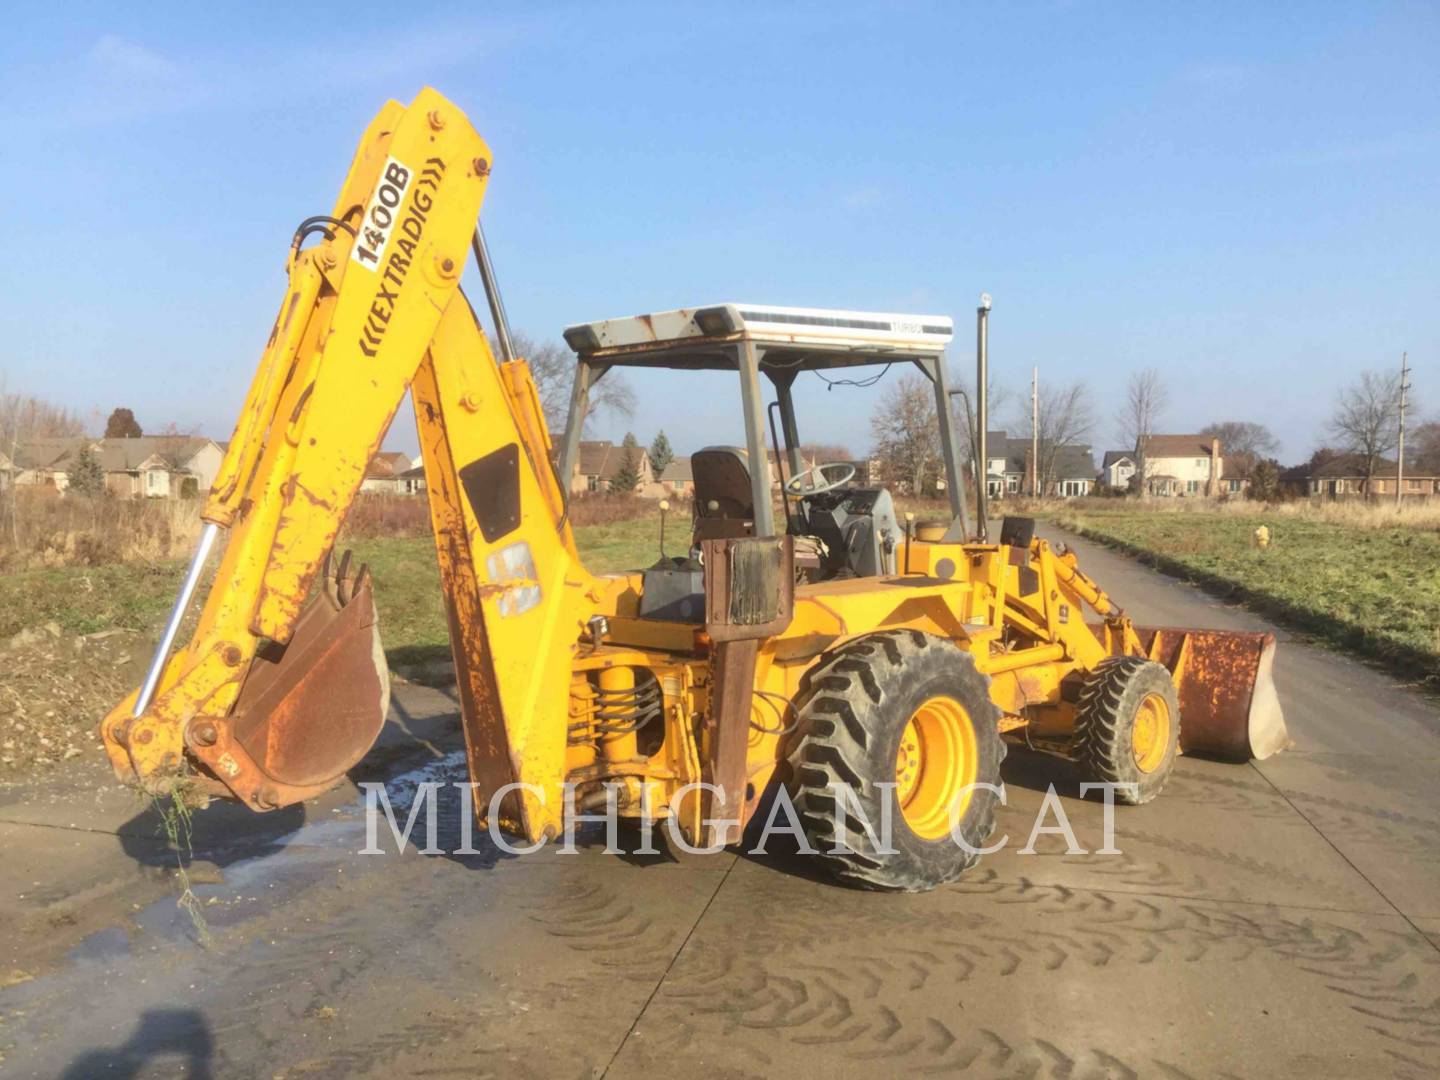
347 519 660 670
0 517 662 664
1051 506 1440 682
5 504 1436 690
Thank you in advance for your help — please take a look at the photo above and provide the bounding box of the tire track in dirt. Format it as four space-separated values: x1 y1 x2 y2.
585 873 1440 1075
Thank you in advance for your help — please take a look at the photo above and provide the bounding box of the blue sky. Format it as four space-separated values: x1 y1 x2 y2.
1 2 1435 463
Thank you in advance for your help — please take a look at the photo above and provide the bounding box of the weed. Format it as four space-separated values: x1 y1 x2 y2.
149 779 212 948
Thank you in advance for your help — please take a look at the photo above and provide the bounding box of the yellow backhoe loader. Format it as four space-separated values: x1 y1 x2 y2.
101 89 1289 890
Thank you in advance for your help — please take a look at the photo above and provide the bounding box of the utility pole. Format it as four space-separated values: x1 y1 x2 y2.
1030 366 1039 497
1396 352 1410 509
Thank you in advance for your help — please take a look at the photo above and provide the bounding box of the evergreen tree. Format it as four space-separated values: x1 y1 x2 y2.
104 408 143 438
648 430 674 474
1246 459 1281 502
67 444 106 494
608 433 641 492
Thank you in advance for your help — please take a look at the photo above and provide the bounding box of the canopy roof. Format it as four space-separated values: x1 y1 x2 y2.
562 303 953 373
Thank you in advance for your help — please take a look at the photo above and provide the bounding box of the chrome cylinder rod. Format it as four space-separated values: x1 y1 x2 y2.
133 521 221 717
471 222 515 365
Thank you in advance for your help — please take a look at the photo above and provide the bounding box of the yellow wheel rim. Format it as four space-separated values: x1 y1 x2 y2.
1131 692 1172 773
894 696 978 840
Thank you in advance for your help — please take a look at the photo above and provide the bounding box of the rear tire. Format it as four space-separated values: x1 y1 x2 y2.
1073 657 1179 805
786 630 1005 891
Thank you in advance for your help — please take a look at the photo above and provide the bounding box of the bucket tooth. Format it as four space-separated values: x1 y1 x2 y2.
188 558 390 809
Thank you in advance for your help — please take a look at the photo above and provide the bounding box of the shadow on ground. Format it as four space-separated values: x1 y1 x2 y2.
61 1008 213 1079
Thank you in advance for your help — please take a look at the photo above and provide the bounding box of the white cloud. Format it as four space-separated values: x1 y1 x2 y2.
87 34 180 82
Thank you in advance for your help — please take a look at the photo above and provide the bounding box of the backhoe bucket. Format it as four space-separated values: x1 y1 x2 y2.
1134 626 1290 761
191 555 391 809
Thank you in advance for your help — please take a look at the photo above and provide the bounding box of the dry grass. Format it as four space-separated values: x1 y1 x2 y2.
568 491 690 527
342 494 431 538
0 489 203 571
0 488 692 569
1045 499 1440 683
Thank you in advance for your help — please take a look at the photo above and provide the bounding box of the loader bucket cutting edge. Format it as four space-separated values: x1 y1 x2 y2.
1134 626 1291 761
200 570 391 809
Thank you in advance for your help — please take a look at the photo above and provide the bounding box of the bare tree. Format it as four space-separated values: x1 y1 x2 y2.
954 375 1011 472
1199 420 1280 476
0 387 89 551
1033 381 1096 494
1328 369 1405 496
797 443 854 463
871 373 940 495
1412 419 1440 474
501 332 636 433
1117 369 1169 492
0 391 86 446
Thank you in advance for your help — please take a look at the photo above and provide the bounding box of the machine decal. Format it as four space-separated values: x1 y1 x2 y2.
351 156 413 270
486 542 542 617
355 157 447 357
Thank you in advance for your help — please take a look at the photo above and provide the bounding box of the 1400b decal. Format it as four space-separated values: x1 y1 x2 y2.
353 156 448 358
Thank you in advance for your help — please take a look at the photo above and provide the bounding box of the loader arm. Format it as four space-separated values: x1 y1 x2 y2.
101 89 599 841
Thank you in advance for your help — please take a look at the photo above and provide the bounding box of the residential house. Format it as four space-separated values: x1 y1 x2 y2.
1301 453 1439 498
1100 450 1137 490
659 457 694 495
397 464 427 496
982 432 1096 499
1134 435 1223 497
8 436 223 496
98 436 224 498
567 440 663 497
7 437 89 489
360 451 419 495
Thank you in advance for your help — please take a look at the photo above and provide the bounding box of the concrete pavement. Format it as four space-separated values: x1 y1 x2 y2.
1 529 1437 1078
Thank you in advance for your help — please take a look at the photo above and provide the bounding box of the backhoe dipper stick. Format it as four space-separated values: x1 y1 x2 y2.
134 522 221 717
471 222 515 364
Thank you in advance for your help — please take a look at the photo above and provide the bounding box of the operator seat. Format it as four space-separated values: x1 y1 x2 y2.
690 446 757 543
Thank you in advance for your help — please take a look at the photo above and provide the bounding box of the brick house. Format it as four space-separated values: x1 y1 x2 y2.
567 440 663 497
659 457 694 495
7 436 223 497
1302 454 1439 498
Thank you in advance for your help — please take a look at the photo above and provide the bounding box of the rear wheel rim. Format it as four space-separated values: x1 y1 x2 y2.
1131 691 1172 773
895 696 978 839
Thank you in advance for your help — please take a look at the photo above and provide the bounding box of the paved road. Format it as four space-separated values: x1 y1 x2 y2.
2 530 1438 1078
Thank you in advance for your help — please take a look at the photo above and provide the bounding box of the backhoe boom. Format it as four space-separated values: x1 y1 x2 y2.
102 90 595 841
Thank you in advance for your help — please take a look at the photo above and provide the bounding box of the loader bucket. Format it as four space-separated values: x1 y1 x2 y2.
191 555 391 809
1134 626 1290 761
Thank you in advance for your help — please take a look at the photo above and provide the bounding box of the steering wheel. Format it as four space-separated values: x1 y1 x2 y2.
785 461 857 497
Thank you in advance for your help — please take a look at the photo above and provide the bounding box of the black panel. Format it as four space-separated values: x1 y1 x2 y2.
459 444 521 543
999 516 1035 548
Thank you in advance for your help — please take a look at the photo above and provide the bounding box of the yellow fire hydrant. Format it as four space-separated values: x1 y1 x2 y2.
1254 524 1270 550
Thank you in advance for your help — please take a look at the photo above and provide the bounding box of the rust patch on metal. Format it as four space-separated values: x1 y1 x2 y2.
191 556 390 808
1135 625 1290 760
700 536 795 842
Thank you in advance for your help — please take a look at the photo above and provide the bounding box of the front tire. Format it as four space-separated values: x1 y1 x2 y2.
787 630 1005 891
1073 656 1180 805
